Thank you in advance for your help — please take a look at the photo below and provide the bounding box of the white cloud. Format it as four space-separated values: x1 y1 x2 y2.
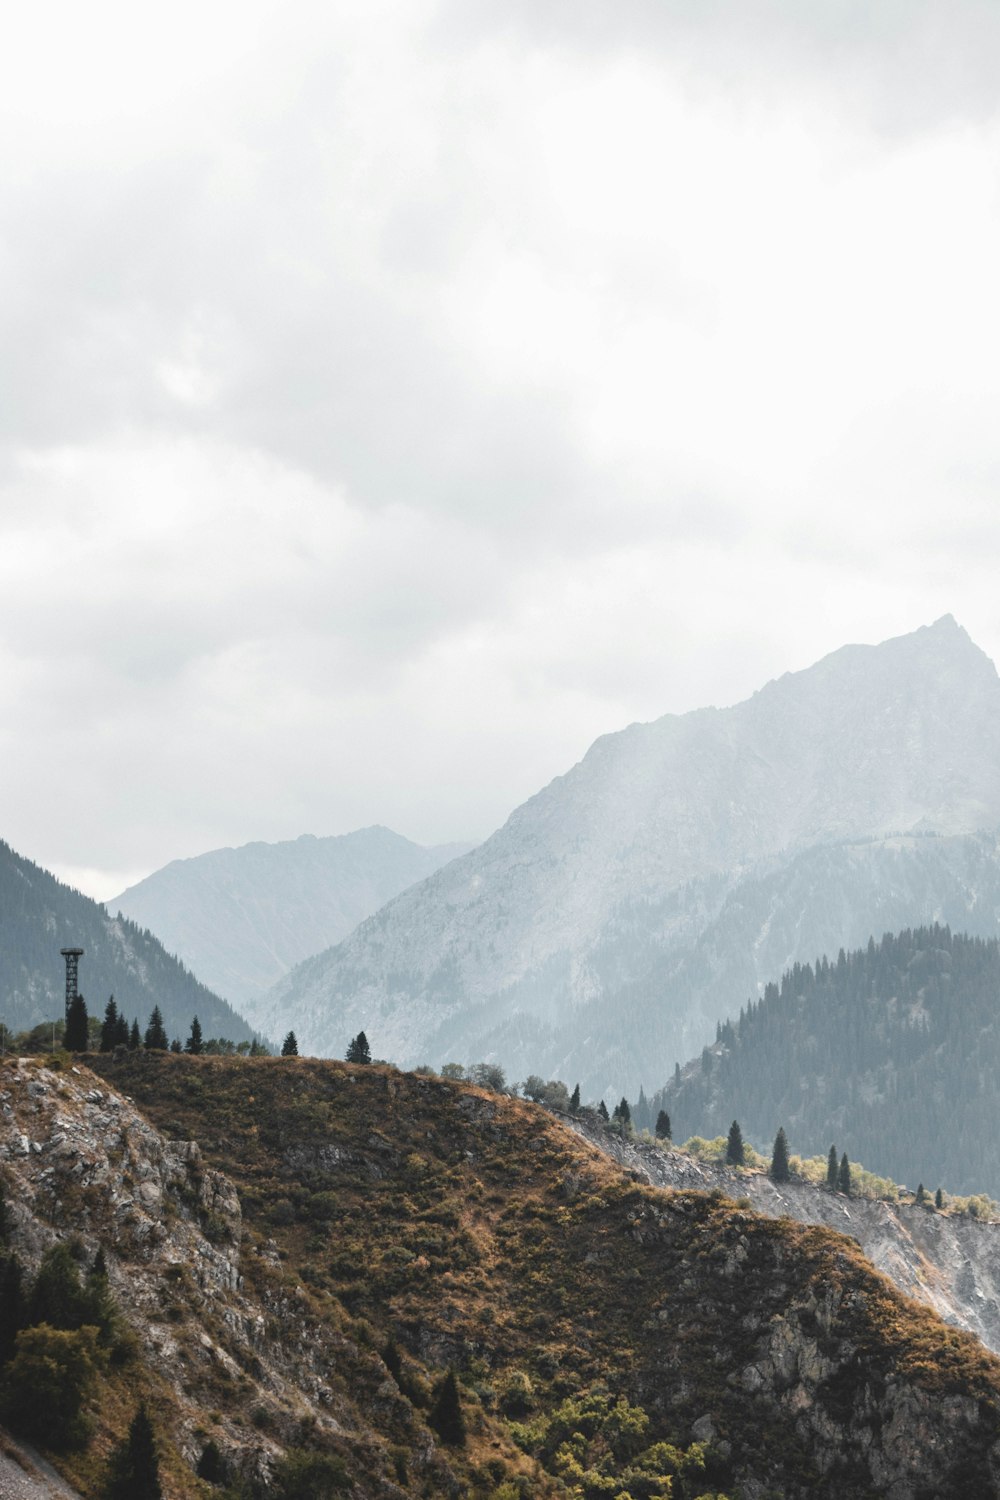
3 1 1000 895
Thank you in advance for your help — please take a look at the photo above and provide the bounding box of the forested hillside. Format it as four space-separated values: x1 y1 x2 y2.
658 924 1000 1196
0 839 253 1045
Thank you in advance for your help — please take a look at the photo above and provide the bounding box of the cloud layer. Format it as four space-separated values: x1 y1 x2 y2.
3 1 1000 895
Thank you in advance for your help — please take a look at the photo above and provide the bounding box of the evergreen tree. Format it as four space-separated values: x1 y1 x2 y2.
935 1187 944 1210
597 1099 609 1122
281 1031 298 1057
196 1439 227 1485
28 1243 92 1330
770 1127 790 1183
0 1252 26 1365
185 1016 203 1055
144 1007 168 1051
346 1031 371 1064
826 1145 839 1189
105 1402 162 1500
114 1013 130 1048
726 1119 745 1166
250 1039 269 1057
915 1183 926 1205
569 1083 580 1113
64 993 89 1052
100 997 119 1053
128 1019 141 1051
170 1039 182 1054
613 1097 631 1128
428 1369 466 1446
383 1335 403 1385
655 1109 671 1141
838 1152 852 1196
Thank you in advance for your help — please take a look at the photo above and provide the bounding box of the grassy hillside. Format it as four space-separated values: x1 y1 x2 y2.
72 1051 1000 1499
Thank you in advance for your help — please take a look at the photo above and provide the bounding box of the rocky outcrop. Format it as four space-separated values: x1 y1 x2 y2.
0 1058 445 1497
573 1116 1000 1355
9 1051 1000 1498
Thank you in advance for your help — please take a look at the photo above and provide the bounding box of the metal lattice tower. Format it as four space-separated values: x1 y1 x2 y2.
60 947 84 1021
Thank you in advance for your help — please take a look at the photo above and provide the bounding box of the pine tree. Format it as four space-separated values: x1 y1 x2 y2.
196 1440 227 1485
128 1019 141 1050
105 1402 162 1500
144 1007 168 1051
726 1120 744 1166
281 1031 298 1057
770 1127 790 1183
383 1335 406 1390
838 1152 852 1196
250 1039 268 1056
428 1369 466 1446
826 1145 839 1189
569 1083 580 1113
185 1016 203 1055
614 1097 631 1128
597 1100 609 1122
114 1013 130 1048
935 1187 944 1210
170 1039 182 1054
64 993 89 1052
100 997 119 1053
915 1183 926 1205
28 1242 91 1330
346 1031 371 1064
0 1252 26 1365
655 1109 671 1141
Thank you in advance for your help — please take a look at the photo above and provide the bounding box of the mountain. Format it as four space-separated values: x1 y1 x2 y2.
655 922 1000 1197
108 827 470 1009
243 616 1000 1096
0 838 253 1045
576 1111 1000 1358
17 1049 991 1497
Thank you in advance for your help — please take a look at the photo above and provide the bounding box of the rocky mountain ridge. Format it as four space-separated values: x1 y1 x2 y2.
573 1117 1000 1358
109 826 471 1010
244 617 1000 1097
30 1052 1000 1496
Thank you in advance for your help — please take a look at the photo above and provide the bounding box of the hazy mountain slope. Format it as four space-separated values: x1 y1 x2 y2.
658 924 1000 1196
109 827 470 1008
246 617 1000 1096
79 1049 1000 1500
0 839 253 1044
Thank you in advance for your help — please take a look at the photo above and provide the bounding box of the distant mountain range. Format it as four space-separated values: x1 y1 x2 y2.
108 827 471 1009
241 616 1000 1098
658 922 1000 1197
0 838 253 1044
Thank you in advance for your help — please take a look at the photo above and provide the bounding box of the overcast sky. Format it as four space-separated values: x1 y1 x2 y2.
4 1 1000 900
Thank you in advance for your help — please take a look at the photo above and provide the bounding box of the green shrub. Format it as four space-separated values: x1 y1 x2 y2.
0 1322 101 1448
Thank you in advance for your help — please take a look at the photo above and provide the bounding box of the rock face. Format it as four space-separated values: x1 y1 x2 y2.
245 617 1000 1097
109 827 471 1010
77 1052 1000 1499
572 1116 1000 1357
0 1058 453 1497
